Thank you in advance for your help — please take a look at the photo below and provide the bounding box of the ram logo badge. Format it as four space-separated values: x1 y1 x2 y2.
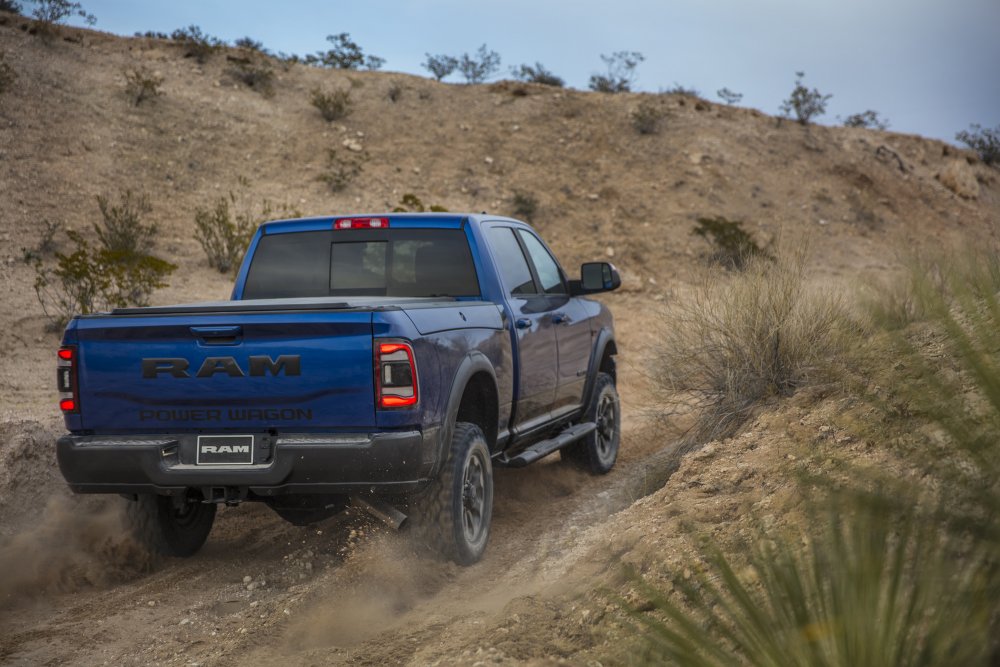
142 355 301 378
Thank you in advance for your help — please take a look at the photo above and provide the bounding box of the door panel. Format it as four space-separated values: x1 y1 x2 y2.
552 298 591 410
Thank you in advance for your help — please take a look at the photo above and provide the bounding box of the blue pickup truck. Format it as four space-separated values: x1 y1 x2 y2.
56 213 620 564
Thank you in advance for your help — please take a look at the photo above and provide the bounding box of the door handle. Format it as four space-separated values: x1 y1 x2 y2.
552 313 571 325
515 318 531 329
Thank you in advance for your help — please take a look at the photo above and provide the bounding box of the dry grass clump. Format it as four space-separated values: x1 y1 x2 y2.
123 65 163 106
657 244 854 442
310 87 352 121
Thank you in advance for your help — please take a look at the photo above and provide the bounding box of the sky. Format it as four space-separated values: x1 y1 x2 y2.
52 0 1000 143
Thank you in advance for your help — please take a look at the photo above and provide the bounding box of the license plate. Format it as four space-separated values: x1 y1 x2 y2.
196 435 254 465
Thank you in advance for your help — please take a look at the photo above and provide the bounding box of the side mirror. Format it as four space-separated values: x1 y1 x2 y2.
572 262 621 295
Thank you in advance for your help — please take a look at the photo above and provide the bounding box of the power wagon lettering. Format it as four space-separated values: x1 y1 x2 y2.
141 355 301 379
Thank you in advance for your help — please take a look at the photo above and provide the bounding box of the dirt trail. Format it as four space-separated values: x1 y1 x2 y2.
0 417 676 666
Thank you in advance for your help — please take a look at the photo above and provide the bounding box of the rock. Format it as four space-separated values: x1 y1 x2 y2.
242 575 252 584
937 160 979 199
342 138 363 152
484 156 494 165
605 246 614 258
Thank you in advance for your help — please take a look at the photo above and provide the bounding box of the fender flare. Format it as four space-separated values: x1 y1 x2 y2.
434 351 500 474
581 328 617 409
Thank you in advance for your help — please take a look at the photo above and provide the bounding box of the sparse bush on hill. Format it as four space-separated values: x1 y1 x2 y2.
194 188 272 274
94 190 157 255
387 80 403 102
662 83 700 96
779 71 831 126
457 44 501 84
305 33 384 70
123 65 163 106
716 87 742 105
589 51 644 93
511 191 538 221
227 54 274 96
32 192 174 327
692 216 770 270
310 87 351 121
842 109 889 130
392 193 448 213
510 62 564 87
318 148 365 192
21 218 62 264
0 1 21 14
234 36 268 55
655 244 849 443
631 99 665 135
422 53 457 81
29 0 95 36
135 30 168 39
170 25 223 64
0 50 15 95
956 123 1000 166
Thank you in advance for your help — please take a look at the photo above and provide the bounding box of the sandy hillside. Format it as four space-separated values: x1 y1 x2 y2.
0 15 998 666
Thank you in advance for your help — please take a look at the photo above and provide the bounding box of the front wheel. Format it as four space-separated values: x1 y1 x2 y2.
562 372 621 474
409 422 493 565
125 493 216 557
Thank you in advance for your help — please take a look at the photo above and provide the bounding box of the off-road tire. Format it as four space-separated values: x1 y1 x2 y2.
125 494 216 558
562 372 620 474
409 422 493 565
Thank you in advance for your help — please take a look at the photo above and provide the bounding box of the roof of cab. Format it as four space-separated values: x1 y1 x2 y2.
259 212 528 234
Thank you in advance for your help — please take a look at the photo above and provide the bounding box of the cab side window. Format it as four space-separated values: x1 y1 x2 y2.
488 227 537 296
517 230 567 295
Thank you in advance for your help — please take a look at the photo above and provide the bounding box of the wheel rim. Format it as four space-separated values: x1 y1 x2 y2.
595 392 617 463
461 451 487 544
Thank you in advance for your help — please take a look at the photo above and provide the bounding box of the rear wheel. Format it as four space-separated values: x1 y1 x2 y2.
562 372 620 474
125 493 216 557
410 422 493 565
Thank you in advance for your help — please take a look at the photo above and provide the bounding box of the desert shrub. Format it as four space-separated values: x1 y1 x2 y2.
662 83 699 96
170 25 223 64
779 71 831 126
32 193 174 327
627 497 991 666
588 51 644 93
956 123 1000 166
94 190 156 255
305 33 384 70
631 99 665 135
511 191 538 221
510 62 564 87
843 109 889 130
422 53 457 81
310 87 351 121
193 194 262 274
135 30 168 39
234 36 268 54
392 193 448 213
656 246 848 442
692 216 770 270
123 65 163 106
716 87 742 105
21 218 62 263
387 80 403 102
318 148 365 192
227 54 274 95
457 44 500 84
0 1 22 14
0 50 15 94
30 0 94 35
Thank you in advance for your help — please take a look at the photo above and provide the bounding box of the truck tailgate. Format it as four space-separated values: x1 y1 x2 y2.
72 311 375 433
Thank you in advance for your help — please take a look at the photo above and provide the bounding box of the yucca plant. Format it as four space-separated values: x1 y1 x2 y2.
625 500 992 666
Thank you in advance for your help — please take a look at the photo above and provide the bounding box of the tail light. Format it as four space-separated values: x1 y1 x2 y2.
334 217 389 230
57 345 79 413
376 341 417 408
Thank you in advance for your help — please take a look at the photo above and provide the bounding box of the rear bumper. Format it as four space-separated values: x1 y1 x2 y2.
57 429 439 497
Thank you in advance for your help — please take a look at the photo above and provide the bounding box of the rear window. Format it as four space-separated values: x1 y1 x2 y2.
243 228 480 299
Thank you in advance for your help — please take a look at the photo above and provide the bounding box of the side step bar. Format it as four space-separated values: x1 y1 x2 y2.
500 422 596 468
